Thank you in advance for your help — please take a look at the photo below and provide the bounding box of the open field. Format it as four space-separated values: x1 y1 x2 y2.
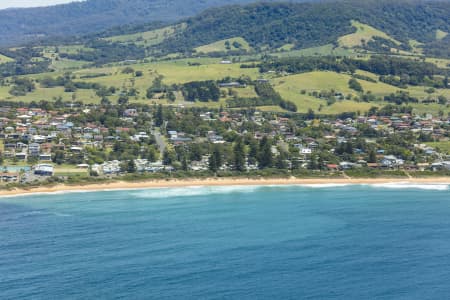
338 20 401 48
195 37 251 53
274 44 355 57
425 57 450 69
54 167 89 177
0 54 14 63
51 58 91 71
436 29 448 40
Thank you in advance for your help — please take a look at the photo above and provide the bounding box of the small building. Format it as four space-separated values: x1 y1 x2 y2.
39 153 52 161
34 164 54 176
218 82 246 88
29 143 41 156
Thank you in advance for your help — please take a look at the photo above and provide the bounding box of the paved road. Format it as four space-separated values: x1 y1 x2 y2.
152 128 166 155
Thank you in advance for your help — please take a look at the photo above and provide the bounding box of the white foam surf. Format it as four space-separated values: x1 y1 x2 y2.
369 183 449 191
131 185 262 199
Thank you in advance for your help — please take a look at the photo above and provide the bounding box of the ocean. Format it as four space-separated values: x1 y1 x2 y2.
1 183 450 299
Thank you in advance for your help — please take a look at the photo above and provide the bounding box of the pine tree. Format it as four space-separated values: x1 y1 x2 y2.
209 145 222 173
368 149 377 163
154 104 164 127
275 150 287 169
258 136 273 169
182 156 188 171
234 137 246 172
127 160 136 173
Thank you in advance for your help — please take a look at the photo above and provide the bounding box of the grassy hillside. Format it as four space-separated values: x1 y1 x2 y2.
0 54 13 63
436 30 448 41
338 21 401 48
195 37 251 54
273 44 355 58
2 54 448 117
105 24 186 47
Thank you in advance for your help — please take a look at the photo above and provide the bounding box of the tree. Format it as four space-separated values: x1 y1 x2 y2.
163 149 175 165
258 136 273 169
154 104 164 127
248 137 259 165
438 95 447 105
118 95 129 105
52 150 65 165
167 91 176 102
209 145 222 173
306 108 315 120
345 142 353 155
127 160 136 173
100 97 111 106
368 149 377 163
122 67 134 74
182 156 189 171
233 137 246 171
275 150 288 169
146 87 155 99
349 78 363 92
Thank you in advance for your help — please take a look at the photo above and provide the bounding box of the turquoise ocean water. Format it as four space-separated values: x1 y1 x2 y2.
1 183 450 299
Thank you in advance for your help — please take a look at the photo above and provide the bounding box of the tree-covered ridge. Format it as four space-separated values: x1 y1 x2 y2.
157 0 450 55
0 0 315 46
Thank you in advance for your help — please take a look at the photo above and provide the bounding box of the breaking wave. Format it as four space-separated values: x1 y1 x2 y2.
131 185 262 199
369 183 449 191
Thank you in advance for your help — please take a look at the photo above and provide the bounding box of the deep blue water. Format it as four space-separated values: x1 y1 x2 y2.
1 183 450 299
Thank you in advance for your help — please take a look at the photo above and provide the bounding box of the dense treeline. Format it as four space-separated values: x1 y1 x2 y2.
182 81 220 102
60 40 146 65
258 56 356 74
383 91 419 105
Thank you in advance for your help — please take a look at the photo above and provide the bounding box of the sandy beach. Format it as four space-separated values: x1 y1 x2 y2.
0 177 449 197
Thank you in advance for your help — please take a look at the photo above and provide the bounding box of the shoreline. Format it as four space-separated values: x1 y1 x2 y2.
0 177 449 197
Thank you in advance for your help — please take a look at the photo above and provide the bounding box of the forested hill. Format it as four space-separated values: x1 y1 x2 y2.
156 0 450 55
0 0 315 46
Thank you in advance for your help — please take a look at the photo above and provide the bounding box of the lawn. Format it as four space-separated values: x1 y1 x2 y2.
425 141 450 154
